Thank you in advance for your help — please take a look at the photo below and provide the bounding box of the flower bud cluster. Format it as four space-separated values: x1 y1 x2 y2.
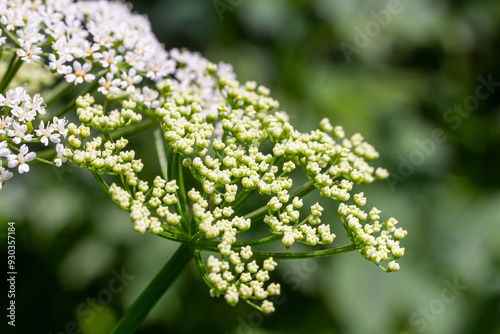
157 101 214 156
76 94 142 131
206 251 279 313
0 87 68 189
108 174 184 234
67 127 142 182
338 199 407 271
264 199 336 248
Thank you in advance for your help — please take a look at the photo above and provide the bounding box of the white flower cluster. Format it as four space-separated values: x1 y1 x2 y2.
0 0 233 113
0 86 68 189
0 0 406 313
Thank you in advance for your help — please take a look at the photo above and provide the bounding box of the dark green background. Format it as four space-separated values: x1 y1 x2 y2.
1 0 499 333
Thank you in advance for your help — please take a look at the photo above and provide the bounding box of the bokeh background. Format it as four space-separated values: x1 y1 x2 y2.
1 0 500 333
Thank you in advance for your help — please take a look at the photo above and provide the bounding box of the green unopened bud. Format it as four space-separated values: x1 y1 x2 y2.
206 62 217 76
131 113 142 123
116 137 128 149
79 125 90 137
68 123 80 136
68 135 81 148
123 99 137 109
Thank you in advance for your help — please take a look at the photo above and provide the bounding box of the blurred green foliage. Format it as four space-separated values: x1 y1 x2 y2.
1 0 499 333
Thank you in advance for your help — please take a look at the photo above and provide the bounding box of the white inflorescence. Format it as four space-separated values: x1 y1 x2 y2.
0 86 69 188
0 0 407 313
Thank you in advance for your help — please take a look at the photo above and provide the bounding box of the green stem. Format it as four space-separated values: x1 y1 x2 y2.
156 230 190 244
0 55 22 92
249 243 357 259
2 52 17 80
232 234 281 247
110 119 154 140
242 298 265 312
229 188 257 212
190 230 205 243
91 171 109 193
111 243 194 334
34 157 55 165
195 242 357 259
291 180 316 199
243 181 315 221
168 152 190 234
167 148 174 181
242 203 267 221
153 122 168 180
101 132 112 143
193 250 212 287
45 80 74 107
36 147 57 160
55 96 77 118
0 26 20 46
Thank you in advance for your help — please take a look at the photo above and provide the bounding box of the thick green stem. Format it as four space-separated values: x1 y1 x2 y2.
112 243 194 334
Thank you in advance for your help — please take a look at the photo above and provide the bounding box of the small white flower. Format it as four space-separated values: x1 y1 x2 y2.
0 167 14 189
100 49 123 73
16 41 42 63
65 61 95 85
0 10 25 31
11 105 37 123
0 116 13 135
36 121 60 146
7 144 36 173
388 261 400 272
27 94 46 115
48 54 73 75
52 117 69 138
263 258 277 271
135 86 160 109
0 141 11 157
0 30 6 46
98 72 122 95
0 89 21 108
120 68 143 93
54 143 68 167
7 122 33 144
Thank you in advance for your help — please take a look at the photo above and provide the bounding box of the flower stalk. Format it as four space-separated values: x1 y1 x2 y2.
111 243 194 334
